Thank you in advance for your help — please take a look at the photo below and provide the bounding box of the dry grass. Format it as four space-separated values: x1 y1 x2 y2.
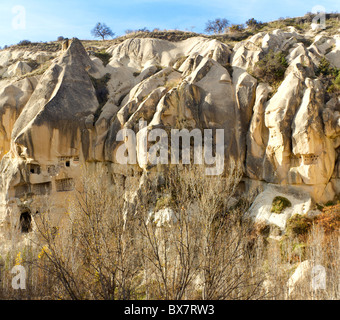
8 42 61 53
16 61 52 81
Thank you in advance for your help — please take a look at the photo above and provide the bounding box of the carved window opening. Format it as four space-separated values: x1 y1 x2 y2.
32 182 52 195
56 178 75 192
58 156 72 167
29 164 41 174
47 165 57 176
20 211 32 233
15 184 29 198
303 154 319 165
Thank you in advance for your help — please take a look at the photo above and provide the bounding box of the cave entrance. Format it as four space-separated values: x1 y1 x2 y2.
20 211 32 233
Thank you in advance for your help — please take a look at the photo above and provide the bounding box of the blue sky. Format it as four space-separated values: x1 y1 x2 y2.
0 0 338 47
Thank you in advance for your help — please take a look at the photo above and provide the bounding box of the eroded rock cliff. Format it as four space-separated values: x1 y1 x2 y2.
0 27 340 247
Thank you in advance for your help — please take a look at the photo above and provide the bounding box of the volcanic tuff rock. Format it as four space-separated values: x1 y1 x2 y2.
0 27 340 245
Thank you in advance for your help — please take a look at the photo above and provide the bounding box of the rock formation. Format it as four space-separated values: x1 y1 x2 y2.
0 26 340 248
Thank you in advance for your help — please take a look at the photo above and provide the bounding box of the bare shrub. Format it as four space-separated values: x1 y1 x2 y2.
205 18 230 34
3 162 336 300
262 223 339 300
135 163 267 300
33 166 141 299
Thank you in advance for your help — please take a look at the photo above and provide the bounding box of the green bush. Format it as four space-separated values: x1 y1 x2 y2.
286 214 313 237
316 57 340 94
229 24 245 32
316 57 338 77
329 73 340 93
245 18 262 29
271 196 292 214
325 200 335 207
335 73 340 86
250 50 288 84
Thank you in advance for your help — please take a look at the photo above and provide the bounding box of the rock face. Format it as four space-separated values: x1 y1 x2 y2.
246 183 312 231
0 28 340 246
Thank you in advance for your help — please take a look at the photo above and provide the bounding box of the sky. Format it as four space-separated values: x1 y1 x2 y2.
0 0 339 47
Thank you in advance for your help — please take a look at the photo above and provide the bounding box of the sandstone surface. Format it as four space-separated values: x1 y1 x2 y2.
0 28 340 249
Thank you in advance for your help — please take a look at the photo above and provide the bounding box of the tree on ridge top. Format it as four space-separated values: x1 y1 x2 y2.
205 18 229 34
91 22 115 41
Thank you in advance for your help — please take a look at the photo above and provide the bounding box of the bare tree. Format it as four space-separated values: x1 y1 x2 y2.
1 162 337 300
91 22 115 40
135 163 266 300
136 167 203 299
33 166 141 299
205 18 229 34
